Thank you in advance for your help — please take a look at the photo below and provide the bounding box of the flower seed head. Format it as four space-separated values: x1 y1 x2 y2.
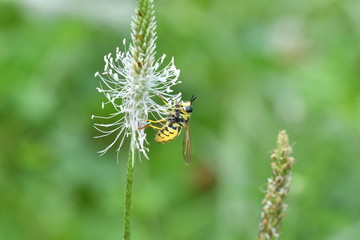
93 0 182 165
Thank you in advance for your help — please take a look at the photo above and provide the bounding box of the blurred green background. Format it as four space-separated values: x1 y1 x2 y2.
1 0 360 239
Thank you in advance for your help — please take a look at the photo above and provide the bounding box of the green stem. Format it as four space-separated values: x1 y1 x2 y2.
258 130 295 240
123 151 134 240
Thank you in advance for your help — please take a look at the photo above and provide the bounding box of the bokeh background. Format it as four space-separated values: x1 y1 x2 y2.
1 0 360 239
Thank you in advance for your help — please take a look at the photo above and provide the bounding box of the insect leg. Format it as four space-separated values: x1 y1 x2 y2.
139 124 162 130
147 118 166 123
157 93 174 109
138 118 166 130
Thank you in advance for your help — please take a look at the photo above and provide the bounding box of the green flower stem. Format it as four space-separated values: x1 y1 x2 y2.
258 130 295 240
123 0 157 238
131 0 156 75
123 151 134 240
94 0 177 238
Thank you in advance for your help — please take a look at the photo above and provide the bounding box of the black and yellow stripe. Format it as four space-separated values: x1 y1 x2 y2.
154 99 193 144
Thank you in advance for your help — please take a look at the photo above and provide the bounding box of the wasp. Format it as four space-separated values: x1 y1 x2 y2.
141 94 196 164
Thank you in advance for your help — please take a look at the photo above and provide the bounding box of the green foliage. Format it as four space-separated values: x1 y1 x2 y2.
1 0 360 239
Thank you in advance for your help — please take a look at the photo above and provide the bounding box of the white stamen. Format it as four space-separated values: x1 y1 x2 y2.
93 47 181 160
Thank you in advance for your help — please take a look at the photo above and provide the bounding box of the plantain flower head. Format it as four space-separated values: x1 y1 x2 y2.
92 0 181 164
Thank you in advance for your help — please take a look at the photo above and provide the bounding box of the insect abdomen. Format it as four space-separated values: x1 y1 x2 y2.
155 124 182 143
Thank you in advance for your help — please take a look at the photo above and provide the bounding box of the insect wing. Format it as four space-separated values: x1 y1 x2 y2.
183 123 192 164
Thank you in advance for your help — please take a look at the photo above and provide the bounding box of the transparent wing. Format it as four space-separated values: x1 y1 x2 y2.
183 123 192 164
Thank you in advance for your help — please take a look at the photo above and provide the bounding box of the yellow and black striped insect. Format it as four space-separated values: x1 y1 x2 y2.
141 94 196 164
